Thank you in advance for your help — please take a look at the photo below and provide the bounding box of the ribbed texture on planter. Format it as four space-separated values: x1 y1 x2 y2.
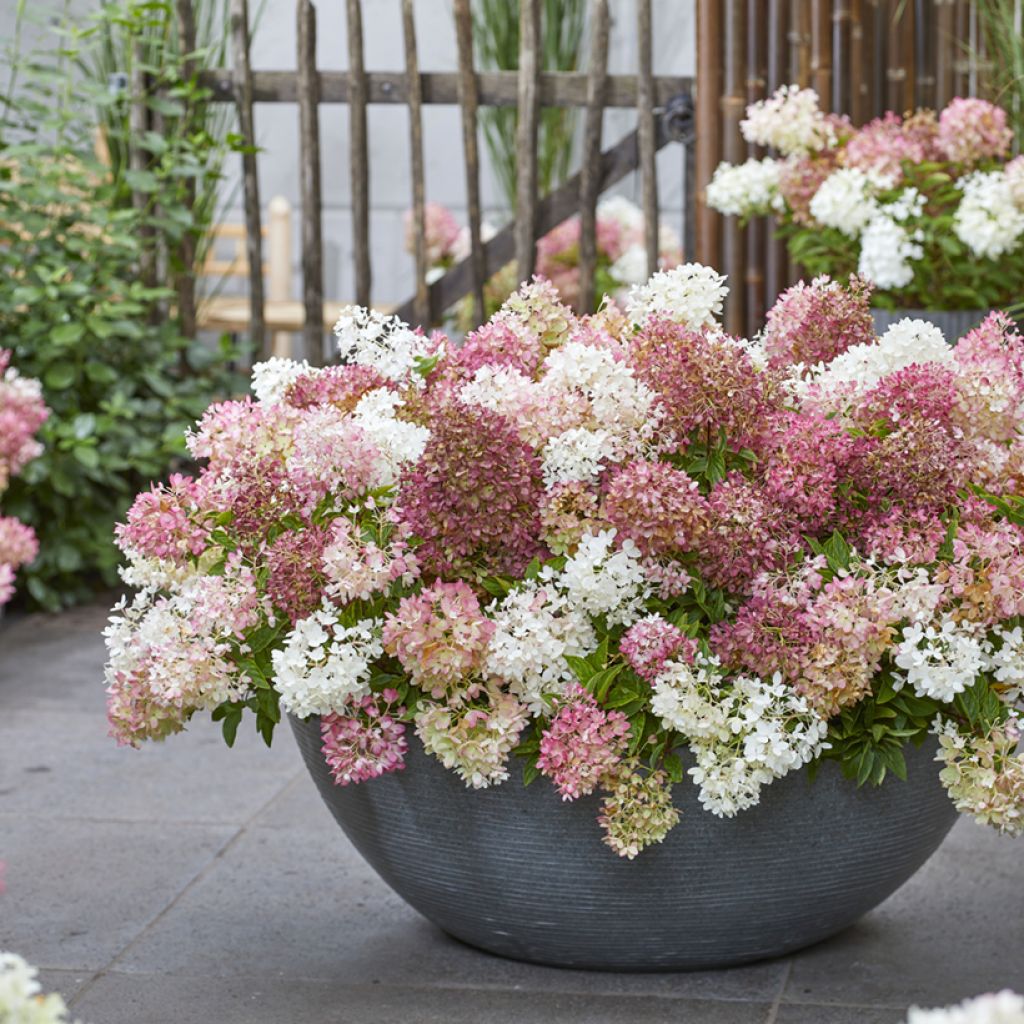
871 308 988 340
290 715 958 971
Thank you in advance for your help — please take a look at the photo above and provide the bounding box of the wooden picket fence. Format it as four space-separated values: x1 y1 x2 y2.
170 0 695 363
160 0 997 356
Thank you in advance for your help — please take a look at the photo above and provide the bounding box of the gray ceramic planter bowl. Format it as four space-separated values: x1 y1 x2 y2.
290 715 958 971
871 308 987 340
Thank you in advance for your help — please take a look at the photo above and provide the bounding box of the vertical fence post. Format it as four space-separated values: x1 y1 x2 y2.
346 0 371 307
401 0 429 327
515 0 540 285
578 0 610 314
637 0 659 278
695 0 722 270
833 0 852 114
230 0 265 358
745 0 766 335
297 0 324 365
453 0 486 326
175 0 198 339
811 0 833 103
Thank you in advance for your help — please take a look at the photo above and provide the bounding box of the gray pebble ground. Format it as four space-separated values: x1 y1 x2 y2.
1 604 1022 1023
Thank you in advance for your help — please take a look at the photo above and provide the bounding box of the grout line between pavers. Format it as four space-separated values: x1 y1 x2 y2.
66 767 305 1012
764 959 793 1024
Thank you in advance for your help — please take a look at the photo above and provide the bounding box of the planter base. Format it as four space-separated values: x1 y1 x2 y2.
291 716 958 971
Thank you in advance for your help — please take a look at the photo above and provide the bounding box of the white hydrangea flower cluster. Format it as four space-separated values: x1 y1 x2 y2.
557 529 648 626
953 170 1024 259
894 614 988 703
608 244 649 287
541 427 620 488
858 215 925 289
739 84 835 156
989 626 1024 698
271 608 383 717
351 387 431 485
251 357 312 404
652 657 829 817
333 306 437 382
596 194 645 233
705 157 782 217
805 318 951 397
905 990 1024 1024
483 583 597 713
626 263 729 330
0 952 76 1024
809 167 893 237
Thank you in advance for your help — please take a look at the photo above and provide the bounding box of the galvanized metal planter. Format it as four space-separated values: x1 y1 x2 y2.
290 715 957 971
871 308 988 340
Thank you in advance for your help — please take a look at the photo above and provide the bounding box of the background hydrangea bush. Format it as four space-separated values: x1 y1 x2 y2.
707 85 1024 311
105 264 1024 857
0 349 48 608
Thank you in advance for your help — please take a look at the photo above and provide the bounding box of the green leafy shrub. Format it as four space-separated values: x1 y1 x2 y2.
0 3 246 609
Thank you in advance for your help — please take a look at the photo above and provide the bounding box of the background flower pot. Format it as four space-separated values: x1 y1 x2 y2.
871 308 988 340
290 716 958 972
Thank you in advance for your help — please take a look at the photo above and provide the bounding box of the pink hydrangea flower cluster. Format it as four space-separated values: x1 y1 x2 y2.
107 263 1024 853
844 110 941 180
0 349 47 607
620 616 695 683
762 275 875 368
537 684 631 800
937 98 1013 164
321 691 408 786
383 581 495 697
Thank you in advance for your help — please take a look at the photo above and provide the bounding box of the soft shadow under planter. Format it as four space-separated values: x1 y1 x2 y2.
290 716 957 971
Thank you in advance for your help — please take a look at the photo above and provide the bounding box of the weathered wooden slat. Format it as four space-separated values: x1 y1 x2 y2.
401 0 429 327
578 0 610 314
515 0 540 285
695 0 722 269
637 0 658 277
297 0 324 364
393 122 677 324
197 69 691 108
229 0 265 358
453 0 485 326
175 0 198 339
346 0 371 307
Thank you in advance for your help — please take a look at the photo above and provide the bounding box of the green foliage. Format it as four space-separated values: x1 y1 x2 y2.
0 3 247 609
976 0 1024 142
472 0 586 210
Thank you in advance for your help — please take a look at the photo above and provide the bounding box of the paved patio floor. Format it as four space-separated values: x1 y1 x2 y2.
1 604 1021 1024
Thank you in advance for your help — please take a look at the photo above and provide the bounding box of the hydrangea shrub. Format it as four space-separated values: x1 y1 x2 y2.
706 86 1024 310
106 266 1024 857
0 350 47 608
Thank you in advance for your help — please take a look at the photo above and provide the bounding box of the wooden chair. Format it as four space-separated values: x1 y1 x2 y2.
196 196 358 358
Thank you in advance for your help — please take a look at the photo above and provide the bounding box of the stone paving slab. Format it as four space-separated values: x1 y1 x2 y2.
1 604 1022 1023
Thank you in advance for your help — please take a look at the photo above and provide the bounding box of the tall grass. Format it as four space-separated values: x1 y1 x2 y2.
472 0 587 210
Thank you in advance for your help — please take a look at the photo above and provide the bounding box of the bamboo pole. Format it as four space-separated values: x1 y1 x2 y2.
230 0 265 357
515 0 541 284
745 0 766 333
346 0 371 307
722 0 746 333
453 0 485 326
297 0 324 364
833 0 852 114
578 0 610 314
401 0 429 327
811 0 833 104
935 0 956 108
695 0 722 269
637 0 659 277
850 0 866 122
